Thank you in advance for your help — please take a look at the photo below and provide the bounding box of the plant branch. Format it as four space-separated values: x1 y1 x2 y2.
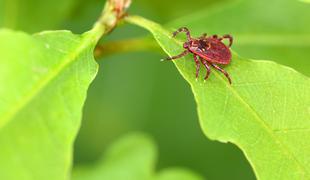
90 0 132 42
94 37 161 59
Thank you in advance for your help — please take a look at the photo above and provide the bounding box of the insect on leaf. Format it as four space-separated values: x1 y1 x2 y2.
168 0 310 76
126 15 310 180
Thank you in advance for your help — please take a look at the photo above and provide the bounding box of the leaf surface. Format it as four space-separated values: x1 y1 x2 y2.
127 16 310 180
0 27 101 179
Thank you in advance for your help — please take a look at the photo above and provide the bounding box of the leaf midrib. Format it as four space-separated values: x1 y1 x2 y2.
180 39 308 178
127 16 309 178
179 36 308 179
0 31 96 129
201 66 308 178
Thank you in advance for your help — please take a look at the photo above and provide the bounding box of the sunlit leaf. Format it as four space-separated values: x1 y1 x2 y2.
127 15 310 180
0 27 101 179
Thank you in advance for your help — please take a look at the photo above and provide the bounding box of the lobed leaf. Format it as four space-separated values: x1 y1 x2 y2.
0 27 101 179
126 15 310 180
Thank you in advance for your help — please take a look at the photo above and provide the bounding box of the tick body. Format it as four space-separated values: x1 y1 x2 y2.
163 27 233 84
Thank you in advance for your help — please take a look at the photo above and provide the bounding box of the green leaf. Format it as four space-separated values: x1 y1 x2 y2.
0 0 78 32
168 0 310 76
0 26 101 179
126 16 310 180
73 133 203 180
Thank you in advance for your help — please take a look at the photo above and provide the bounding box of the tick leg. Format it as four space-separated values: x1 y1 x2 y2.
199 57 211 80
211 63 232 84
172 27 192 41
219 34 233 47
193 55 201 79
163 50 189 61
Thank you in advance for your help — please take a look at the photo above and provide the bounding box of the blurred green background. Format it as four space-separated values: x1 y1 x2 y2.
67 0 255 179
3 0 309 179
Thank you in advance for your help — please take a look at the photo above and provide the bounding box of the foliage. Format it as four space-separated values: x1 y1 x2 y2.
168 0 310 76
0 0 309 180
126 15 310 180
0 29 98 179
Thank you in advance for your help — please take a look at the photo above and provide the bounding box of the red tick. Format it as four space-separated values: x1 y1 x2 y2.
163 27 233 84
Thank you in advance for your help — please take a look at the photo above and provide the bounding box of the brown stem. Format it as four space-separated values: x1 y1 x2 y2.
92 0 132 41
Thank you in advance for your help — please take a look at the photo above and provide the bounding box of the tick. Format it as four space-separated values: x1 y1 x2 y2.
162 27 233 84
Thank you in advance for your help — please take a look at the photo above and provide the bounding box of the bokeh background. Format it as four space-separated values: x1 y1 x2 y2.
69 0 255 179
2 0 309 179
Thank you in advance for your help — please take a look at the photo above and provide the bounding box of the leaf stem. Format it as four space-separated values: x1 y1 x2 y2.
88 0 132 42
94 37 161 59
